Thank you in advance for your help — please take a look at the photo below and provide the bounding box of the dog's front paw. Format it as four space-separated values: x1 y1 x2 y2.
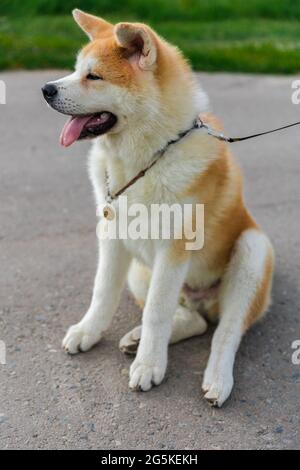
62 322 102 355
202 367 234 407
129 358 166 391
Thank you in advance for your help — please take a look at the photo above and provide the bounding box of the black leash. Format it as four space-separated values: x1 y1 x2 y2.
196 117 300 143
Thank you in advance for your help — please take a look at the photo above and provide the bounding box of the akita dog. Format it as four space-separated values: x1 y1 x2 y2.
42 9 274 407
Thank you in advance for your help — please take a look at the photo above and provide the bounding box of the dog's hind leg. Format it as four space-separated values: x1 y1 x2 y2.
202 228 274 407
119 304 207 354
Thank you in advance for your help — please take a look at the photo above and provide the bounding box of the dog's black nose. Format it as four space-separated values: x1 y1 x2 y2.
42 84 58 100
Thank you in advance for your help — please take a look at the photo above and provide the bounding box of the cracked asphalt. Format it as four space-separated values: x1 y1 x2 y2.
0 71 299 449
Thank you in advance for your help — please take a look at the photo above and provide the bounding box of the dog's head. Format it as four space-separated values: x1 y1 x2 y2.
42 9 205 147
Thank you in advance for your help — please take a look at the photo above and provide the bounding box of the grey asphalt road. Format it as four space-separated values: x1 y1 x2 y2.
0 71 299 450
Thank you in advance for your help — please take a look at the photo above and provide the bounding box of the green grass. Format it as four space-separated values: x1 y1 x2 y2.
1 15 300 73
1 0 300 21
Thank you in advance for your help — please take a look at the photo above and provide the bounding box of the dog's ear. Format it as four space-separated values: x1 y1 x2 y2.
72 9 112 40
114 23 157 70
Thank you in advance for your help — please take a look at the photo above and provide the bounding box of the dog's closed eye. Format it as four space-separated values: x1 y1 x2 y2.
86 73 103 80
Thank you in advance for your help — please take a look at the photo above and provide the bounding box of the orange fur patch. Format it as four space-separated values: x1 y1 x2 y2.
81 37 135 88
169 127 257 272
80 21 191 93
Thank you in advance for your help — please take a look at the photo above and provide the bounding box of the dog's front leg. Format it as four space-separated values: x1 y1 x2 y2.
63 237 131 354
129 249 189 391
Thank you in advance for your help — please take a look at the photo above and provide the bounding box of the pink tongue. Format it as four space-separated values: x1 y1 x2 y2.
60 115 92 147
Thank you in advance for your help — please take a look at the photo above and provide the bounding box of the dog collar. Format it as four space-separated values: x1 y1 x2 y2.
102 117 202 218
